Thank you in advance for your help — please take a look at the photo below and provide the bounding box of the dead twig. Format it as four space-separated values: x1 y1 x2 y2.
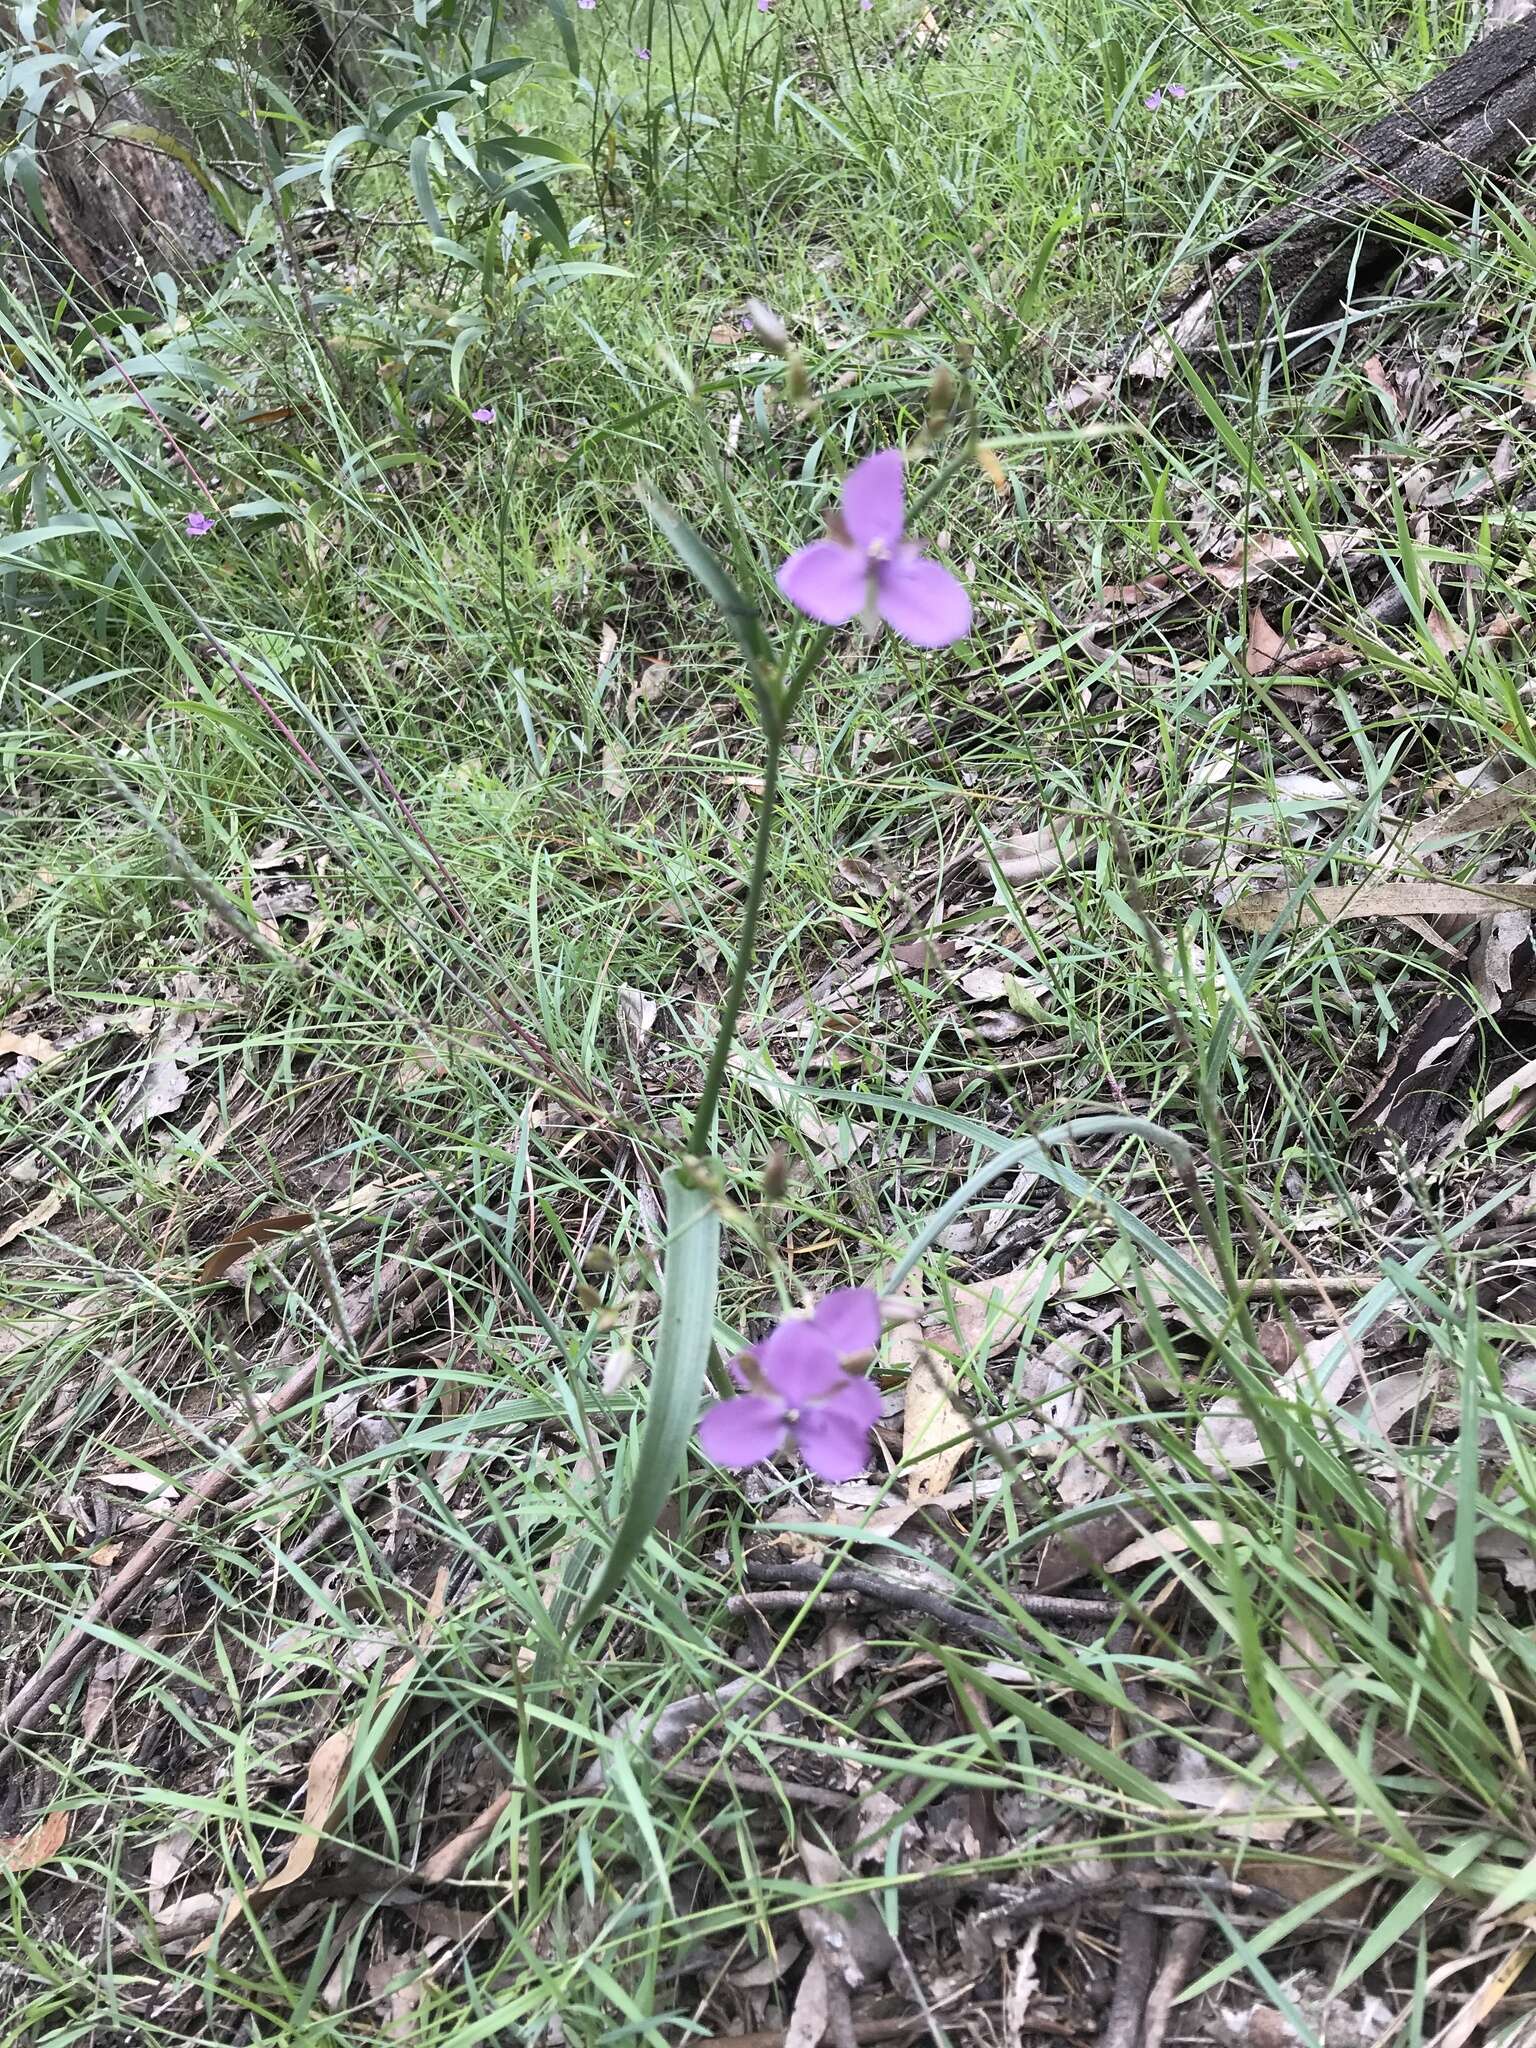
661 1759 854 1810
743 1556 1118 1641
1143 1917 1208 2048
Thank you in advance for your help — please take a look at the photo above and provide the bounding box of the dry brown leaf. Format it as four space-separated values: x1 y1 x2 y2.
1245 604 1286 676
932 1258 1059 1363
0 1809 70 1873
201 1571 446 1949
1204 528 1369 593
418 1787 514 1883
1456 1050 1536 1142
902 1347 969 1500
0 1029 56 1061
987 820 1083 887
197 1211 316 1284
1197 1337 1361 1475
708 321 742 344
617 986 659 1060
1410 766 1536 851
1221 880 1536 934
147 1830 195 1916
783 1949 831 2048
731 1933 805 1988
1105 1518 1226 1573
797 1840 896 1984
0 1189 64 1250
1361 354 1400 409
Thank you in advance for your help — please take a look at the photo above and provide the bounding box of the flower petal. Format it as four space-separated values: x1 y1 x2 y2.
757 1320 844 1403
809 1287 882 1362
840 448 906 549
776 540 867 625
699 1395 787 1468
875 550 972 649
794 1377 881 1481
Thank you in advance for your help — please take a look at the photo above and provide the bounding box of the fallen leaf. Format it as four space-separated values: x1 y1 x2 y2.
932 1258 1060 1363
985 820 1084 888
1245 605 1286 676
418 1788 514 1883
0 1030 56 1061
1221 880 1536 934
1105 1518 1227 1573
1361 354 1399 410
1196 1336 1361 1475
1203 528 1370 594
201 1571 446 1949
731 1933 805 1988
0 1189 64 1250
617 986 659 1060
1456 1050 1536 1143
148 1829 195 1915
0 1809 70 1873
198 1211 315 1284
119 1004 201 1131
902 1347 969 1500
797 1840 896 1984
783 1949 831 2048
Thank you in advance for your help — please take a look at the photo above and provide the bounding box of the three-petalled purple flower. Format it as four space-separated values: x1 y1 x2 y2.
776 449 971 649
699 1287 883 1481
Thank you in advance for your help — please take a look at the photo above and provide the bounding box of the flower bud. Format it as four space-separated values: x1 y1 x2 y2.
785 349 815 415
925 362 958 438
744 297 789 355
762 1142 790 1203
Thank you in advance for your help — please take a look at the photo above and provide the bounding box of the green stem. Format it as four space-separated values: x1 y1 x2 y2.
687 717 783 1155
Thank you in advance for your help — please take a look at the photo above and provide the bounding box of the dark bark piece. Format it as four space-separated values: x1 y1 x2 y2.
1128 26 1536 365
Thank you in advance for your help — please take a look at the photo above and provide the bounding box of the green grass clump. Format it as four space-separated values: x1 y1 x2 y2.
6 0 1536 2036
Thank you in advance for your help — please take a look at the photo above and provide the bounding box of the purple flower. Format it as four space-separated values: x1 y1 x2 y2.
699 1288 883 1482
1144 88 1163 110
1166 82 1187 99
1280 53 1300 68
472 405 497 424
185 510 213 536
635 44 650 58
578 0 595 9
776 449 971 649
758 0 772 11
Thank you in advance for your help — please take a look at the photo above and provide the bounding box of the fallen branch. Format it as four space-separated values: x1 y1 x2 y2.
743 1556 1118 1640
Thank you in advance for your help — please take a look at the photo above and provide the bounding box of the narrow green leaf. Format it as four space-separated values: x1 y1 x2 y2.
575 1168 721 1626
408 134 445 236
638 485 773 676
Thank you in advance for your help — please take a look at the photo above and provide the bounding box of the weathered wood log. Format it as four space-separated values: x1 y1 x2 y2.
1126 25 1536 371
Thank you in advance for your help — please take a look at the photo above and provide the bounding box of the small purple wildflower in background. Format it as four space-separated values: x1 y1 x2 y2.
635 44 650 58
758 0 773 12
1280 53 1301 68
577 0 595 9
700 1288 883 1482
1144 88 1163 110
472 405 497 424
776 448 971 649
186 510 213 536
861 1 871 10
1166 82 1187 99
